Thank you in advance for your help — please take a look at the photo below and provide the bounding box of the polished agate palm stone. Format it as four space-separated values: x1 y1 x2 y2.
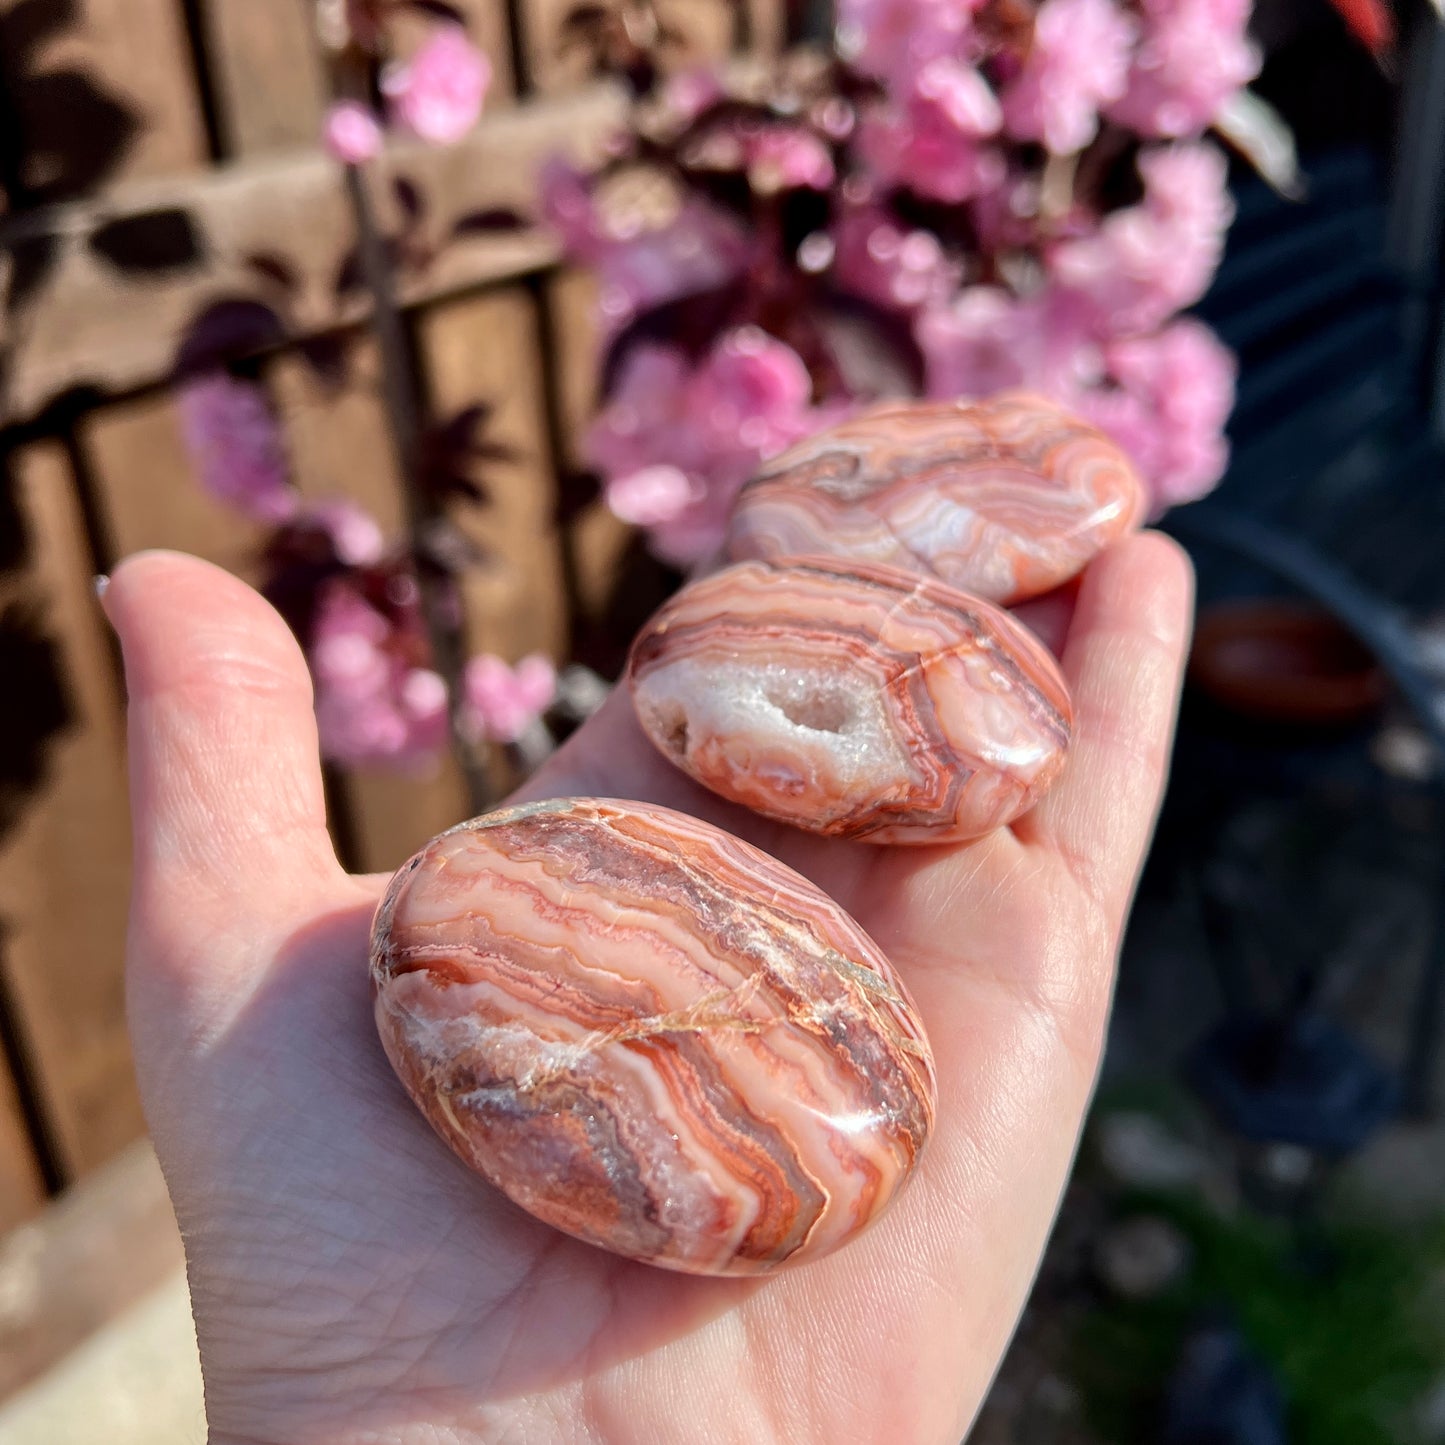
371 798 936 1275
629 557 1073 844
726 392 1145 605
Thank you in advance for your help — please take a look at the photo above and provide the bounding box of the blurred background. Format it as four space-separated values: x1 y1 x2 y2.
1 0 1443 1440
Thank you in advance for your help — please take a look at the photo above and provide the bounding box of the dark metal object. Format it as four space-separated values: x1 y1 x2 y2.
1165 506 1445 1118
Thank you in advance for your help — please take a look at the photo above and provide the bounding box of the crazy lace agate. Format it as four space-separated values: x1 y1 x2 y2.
629 556 1073 844
726 392 1145 605
371 798 936 1276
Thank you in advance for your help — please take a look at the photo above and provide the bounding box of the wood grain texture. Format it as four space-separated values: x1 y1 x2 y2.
630 556 1074 844
270 336 473 874
417 286 568 662
0 444 140 1180
82 392 267 583
372 798 935 1274
3 84 627 423
0 0 206 197
0 1054 44 1236
204 0 330 157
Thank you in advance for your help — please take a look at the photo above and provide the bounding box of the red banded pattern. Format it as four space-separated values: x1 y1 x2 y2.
629 557 1073 844
726 392 1145 605
371 798 936 1275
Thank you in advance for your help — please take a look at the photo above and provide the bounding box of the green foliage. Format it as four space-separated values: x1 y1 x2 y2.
1072 1191 1445 1445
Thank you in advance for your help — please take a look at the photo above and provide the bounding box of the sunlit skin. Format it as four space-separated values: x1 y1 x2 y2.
106 534 1191 1445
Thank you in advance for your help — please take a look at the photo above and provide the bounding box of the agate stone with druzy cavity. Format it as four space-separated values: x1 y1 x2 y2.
370 798 936 1276
629 556 1073 844
726 392 1146 606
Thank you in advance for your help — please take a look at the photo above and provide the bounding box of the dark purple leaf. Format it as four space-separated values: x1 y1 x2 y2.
334 246 365 300
450 206 531 238
600 283 740 399
245 252 300 293
90 207 204 274
558 4 610 40
402 0 467 20
297 332 352 387
4 234 61 318
175 298 287 375
393 174 426 224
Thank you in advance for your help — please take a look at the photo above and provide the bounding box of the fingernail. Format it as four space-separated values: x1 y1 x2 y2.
93 574 110 600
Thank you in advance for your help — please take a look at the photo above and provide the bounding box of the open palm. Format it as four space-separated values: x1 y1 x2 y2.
108 536 1190 1445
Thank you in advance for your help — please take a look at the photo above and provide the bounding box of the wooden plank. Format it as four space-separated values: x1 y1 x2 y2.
0 0 206 199
0 1055 43 1236
516 0 737 94
2 84 627 424
203 0 330 158
544 268 633 625
742 0 790 52
269 338 473 873
418 287 568 662
0 1140 184 1402
81 393 268 583
0 443 139 1182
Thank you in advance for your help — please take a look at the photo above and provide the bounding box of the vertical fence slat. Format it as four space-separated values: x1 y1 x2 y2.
82 393 267 582
418 286 568 661
0 1061 43 1233
515 0 737 94
270 337 475 874
0 0 207 197
0 444 138 1183
545 268 632 626
203 0 330 158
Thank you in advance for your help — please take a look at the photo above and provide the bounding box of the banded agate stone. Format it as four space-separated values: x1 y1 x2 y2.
371 798 935 1276
727 392 1145 605
629 557 1073 844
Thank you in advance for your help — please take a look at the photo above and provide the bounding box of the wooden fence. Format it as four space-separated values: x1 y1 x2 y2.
0 0 786 1234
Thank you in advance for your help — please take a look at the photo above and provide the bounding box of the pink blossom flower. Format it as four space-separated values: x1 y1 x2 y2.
465 654 557 743
179 371 298 524
606 464 698 526
587 329 820 565
918 287 1038 399
832 206 964 311
305 498 386 566
1001 0 1136 155
919 285 1104 403
543 159 748 336
747 126 836 193
860 59 1004 203
662 67 725 123
835 0 980 85
383 27 491 146
1048 142 1233 336
1080 318 1236 510
309 583 449 767
1109 0 1260 138
323 101 384 165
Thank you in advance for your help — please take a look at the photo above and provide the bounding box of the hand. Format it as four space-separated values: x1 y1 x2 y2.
106 535 1191 1445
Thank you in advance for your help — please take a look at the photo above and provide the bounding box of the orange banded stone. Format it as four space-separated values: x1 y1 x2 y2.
629 556 1073 844
726 392 1145 605
371 798 935 1275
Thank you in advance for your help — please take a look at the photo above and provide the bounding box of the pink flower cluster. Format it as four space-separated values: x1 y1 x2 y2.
552 0 1260 545
179 371 298 523
324 26 492 164
310 580 451 769
464 654 558 744
589 328 825 566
